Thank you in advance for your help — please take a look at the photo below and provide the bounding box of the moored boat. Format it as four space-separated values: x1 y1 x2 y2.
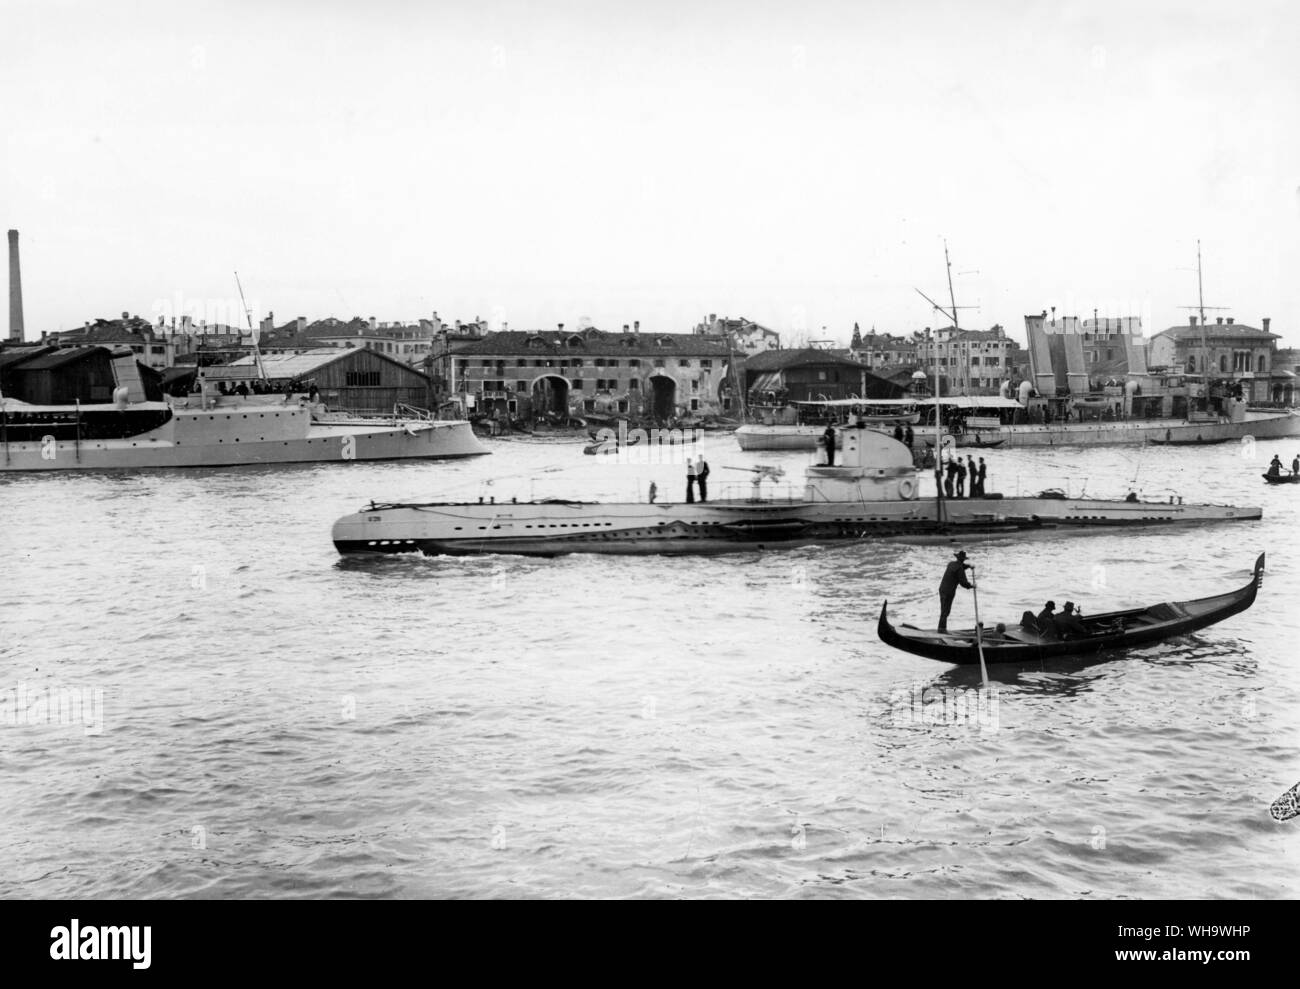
877 553 1264 665
0 345 487 470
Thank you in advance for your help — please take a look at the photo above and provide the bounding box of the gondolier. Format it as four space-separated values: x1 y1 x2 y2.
938 549 973 632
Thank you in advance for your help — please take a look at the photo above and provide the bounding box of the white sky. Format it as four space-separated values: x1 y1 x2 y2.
4 0 1298 345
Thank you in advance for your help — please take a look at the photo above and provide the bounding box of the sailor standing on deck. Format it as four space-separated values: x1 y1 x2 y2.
966 456 978 497
696 456 710 502
938 550 974 632
686 457 697 503
977 457 987 496
822 424 837 466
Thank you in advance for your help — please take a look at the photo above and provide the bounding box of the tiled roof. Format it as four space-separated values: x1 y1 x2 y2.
451 328 731 358
742 347 870 371
207 347 428 381
1156 324 1277 340
0 345 56 370
12 345 112 370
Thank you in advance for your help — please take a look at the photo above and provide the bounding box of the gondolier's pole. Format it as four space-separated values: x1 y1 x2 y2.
969 566 991 692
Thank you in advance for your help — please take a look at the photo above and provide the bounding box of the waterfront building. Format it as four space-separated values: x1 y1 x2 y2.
203 347 433 414
742 347 903 405
41 314 183 370
1147 316 1285 404
447 325 734 420
0 343 164 402
693 314 780 354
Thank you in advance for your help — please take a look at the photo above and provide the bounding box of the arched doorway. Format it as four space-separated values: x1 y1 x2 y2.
531 375 570 416
649 374 677 419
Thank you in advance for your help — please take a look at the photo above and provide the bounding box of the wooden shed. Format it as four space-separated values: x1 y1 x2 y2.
207 347 432 413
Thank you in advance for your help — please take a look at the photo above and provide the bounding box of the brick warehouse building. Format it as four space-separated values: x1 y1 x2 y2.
448 326 734 420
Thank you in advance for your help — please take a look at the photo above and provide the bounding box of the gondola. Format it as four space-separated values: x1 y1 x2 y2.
1262 472 1300 485
877 552 1264 665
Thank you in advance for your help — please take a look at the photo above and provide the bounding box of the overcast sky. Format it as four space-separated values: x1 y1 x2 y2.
4 0 1297 345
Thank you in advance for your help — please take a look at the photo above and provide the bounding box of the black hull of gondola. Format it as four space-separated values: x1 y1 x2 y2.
876 553 1264 665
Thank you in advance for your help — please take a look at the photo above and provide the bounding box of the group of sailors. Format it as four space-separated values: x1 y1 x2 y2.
208 378 321 402
1266 454 1300 478
941 454 987 498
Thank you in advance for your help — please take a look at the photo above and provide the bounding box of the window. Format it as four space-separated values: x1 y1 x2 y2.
679 359 690 367
653 359 664 367
700 359 712 369
571 358 583 368
607 359 620 368
516 358 525 367
818 371 827 381
690 398 700 410
594 358 605 367
1259 355 1267 373
628 359 640 368
628 379 640 391
345 371 381 386
516 381 527 392
572 379 583 389
1220 355 1228 373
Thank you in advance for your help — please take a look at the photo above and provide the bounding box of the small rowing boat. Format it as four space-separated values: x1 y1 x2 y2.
876 553 1264 665
1262 472 1300 485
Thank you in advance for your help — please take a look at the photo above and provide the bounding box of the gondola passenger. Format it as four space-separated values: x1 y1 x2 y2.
1054 602 1088 639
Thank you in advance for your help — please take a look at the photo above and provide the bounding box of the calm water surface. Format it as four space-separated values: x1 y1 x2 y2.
2 434 1298 898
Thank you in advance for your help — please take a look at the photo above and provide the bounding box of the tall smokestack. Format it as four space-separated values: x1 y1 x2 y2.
8 229 24 342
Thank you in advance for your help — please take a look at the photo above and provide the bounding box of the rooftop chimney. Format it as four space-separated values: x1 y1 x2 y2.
1226 317 1234 325
558 323 564 332
368 316 377 330
122 311 130 321
1216 317 1224 325
1262 317 1271 333
1190 315 1198 327
709 313 717 324
633 320 640 333
7 229 23 342
297 316 306 333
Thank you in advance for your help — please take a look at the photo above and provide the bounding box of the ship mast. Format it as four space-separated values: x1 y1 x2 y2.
235 271 269 384
1180 241 1228 415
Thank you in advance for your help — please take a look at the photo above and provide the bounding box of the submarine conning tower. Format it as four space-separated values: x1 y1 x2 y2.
804 423 920 502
